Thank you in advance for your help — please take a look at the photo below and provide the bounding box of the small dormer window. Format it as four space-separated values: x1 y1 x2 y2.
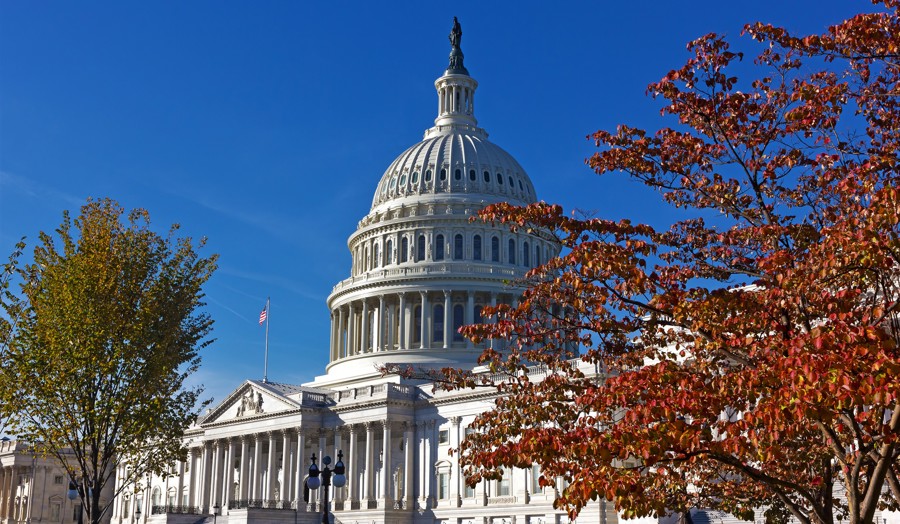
440 169 447 181
519 179 524 191
425 170 433 182
483 171 490 183
497 173 503 185
454 169 462 180
411 171 420 184
389 177 398 190
469 169 476 181
399 174 408 187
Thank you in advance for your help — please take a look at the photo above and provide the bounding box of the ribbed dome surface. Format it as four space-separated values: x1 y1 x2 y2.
370 128 537 211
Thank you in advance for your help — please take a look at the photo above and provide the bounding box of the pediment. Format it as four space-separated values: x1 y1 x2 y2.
201 380 302 425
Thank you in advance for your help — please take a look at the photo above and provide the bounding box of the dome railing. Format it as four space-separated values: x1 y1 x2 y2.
331 262 527 294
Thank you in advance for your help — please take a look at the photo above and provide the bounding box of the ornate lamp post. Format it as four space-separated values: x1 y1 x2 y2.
212 503 220 524
67 481 83 524
135 504 141 523
306 451 346 524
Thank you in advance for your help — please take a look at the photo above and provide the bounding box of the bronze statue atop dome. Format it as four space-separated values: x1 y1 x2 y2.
446 17 469 75
450 17 462 49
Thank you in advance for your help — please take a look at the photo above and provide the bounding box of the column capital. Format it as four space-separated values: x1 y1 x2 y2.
443 290 451 298
364 421 378 431
450 416 462 426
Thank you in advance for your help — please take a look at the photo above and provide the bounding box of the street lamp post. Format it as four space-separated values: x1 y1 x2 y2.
212 503 220 524
306 451 346 524
135 505 141 523
67 480 86 524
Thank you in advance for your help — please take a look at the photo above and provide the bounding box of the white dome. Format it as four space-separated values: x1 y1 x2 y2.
370 127 537 212
317 23 559 387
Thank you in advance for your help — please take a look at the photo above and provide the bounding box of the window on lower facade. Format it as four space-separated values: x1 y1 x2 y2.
464 483 476 498
438 472 450 500
531 464 542 493
50 503 60 521
438 429 450 444
498 469 511 496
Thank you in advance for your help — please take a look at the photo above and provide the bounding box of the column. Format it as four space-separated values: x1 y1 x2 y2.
348 425 359 505
377 296 385 351
177 460 185 507
239 437 249 499
210 442 222 508
397 293 406 350
364 422 376 502
416 422 426 505
294 428 307 506
347 303 356 356
381 423 393 503
443 291 452 349
267 432 278 500
252 434 263 499
450 417 462 505
426 421 436 504
281 430 291 503
317 430 327 475
466 291 475 349
330 312 337 361
0 468 7 519
386 299 395 351
201 442 213 511
403 423 414 509
361 300 370 353
223 439 235 508
337 307 345 358
186 449 197 506
420 291 429 348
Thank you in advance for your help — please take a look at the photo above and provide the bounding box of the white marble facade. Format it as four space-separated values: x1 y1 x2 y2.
111 23 615 524
0 439 113 524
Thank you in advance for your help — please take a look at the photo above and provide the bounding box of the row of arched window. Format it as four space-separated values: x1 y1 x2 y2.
379 166 534 202
353 231 553 275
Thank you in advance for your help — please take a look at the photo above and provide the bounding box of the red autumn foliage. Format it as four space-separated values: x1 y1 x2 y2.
413 4 900 523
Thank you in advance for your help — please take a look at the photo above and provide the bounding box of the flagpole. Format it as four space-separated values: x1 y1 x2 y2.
263 297 270 383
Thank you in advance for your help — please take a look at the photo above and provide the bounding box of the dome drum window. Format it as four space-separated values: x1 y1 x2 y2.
435 234 445 261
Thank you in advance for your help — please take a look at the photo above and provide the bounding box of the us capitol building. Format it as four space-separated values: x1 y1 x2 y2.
106 20 613 524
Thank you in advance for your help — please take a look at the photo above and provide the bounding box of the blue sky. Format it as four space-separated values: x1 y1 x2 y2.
0 1 867 405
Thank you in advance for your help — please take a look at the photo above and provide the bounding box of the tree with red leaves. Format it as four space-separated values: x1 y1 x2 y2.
432 4 900 524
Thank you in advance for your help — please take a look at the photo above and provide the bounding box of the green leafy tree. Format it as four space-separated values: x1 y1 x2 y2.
0 198 217 524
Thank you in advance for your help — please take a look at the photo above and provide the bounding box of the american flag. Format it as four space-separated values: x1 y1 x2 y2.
259 306 268 325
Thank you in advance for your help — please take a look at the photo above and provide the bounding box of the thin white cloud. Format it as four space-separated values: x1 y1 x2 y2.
218 265 326 302
0 170 83 207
